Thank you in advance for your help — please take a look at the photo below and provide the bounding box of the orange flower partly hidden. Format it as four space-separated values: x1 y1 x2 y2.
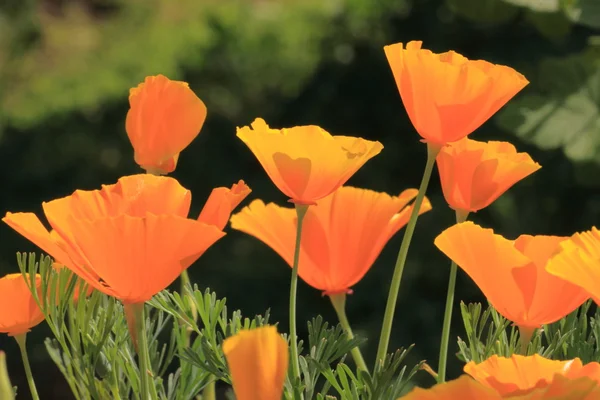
434 222 588 327
0 273 44 336
198 180 252 230
231 186 431 294
222 326 288 400
402 375 501 400
236 118 383 205
545 227 600 304
436 138 540 213
126 74 207 174
384 41 528 146
3 175 250 304
510 374 600 400
464 354 600 397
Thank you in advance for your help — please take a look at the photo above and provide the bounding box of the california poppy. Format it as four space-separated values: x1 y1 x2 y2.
384 41 528 146
198 180 252 230
402 375 501 399
434 222 588 328
222 326 288 400
3 174 250 304
0 273 45 336
126 75 207 174
436 138 541 213
230 186 431 294
545 227 600 304
464 354 600 396
236 118 383 205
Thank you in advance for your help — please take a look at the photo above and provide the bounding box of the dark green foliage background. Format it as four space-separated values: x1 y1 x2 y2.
0 0 599 398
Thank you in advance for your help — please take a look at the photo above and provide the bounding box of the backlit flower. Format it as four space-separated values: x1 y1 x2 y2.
402 375 501 399
545 227 600 304
464 354 600 396
436 138 540 212
434 222 588 327
222 326 288 400
384 41 528 145
198 180 252 230
230 186 431 294
126 75 207 174
0 273 44 336
236 118 383 205
3 175 249 304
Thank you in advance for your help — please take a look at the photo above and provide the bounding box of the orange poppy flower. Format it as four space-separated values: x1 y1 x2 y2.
230 186 431 294
3 174 249 304
402 375 501 400
198 180 252 230
545 227 600 304
222 326 288 400
434 222 588 328
436 138 541 213
511 374 600 399
384 41 528 146
236 118 383 205
0 273 45 336
126 75 207 174
464 354 600 397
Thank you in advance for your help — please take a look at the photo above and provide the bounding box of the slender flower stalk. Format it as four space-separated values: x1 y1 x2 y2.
202 381 216 400
437 209 469 383
375 143 440 371
289 204 309 387
127 303 158 400
329 293 368 373
14 334 39 400
519 326 536 355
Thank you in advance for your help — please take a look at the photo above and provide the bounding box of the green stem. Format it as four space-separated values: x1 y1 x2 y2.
129 303 159 400
519 326 536 355
374 143 440 372
289 204 309 390
14 334 39 400
436 209 469 383
202 381 216 400
329 293 368 373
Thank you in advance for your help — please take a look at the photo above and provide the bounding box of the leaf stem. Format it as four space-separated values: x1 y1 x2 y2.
289 204 309 391
436 209 469 383
374 143 440 372
14 334 39 400
329 293 368 373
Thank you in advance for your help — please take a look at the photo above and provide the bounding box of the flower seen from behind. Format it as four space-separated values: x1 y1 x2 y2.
231 186 431 294
434 222 588 328
0 273 45 336
222 325 288 400
126 74 207 174
436 138 540 213
236 118 383 205
384 41 528 145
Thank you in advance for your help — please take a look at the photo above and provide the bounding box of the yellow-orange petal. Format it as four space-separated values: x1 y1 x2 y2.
222 326 288 400
401 375 501 400
236 118 383 204
384 41 528 145
198 180 252 230
0 273 45 336
509 374 600 399
126 75 207 174
53 213 225 303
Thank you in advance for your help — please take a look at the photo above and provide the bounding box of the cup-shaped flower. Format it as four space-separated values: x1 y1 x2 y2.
126 75 207 174
384 41 528 145
231 186 431 294
0 273 44 336
434 222 588 328
3 175 250 304
236 118 383 205
403 375 501 399
545 227 600 304
198 180 252 230
222 326 288 400
436 138 540 213
464 355 600 396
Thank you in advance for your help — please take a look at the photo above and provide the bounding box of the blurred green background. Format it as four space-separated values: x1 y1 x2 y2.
1 0 600 398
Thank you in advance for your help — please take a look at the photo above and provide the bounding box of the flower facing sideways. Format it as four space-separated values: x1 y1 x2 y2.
3 174 250 304
0 273 45 336
436 138 541 213
236 118 383 205
222 326 288 400
384 41 528 146
434 222 588 328
126 74 207 174
231 186 431 295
